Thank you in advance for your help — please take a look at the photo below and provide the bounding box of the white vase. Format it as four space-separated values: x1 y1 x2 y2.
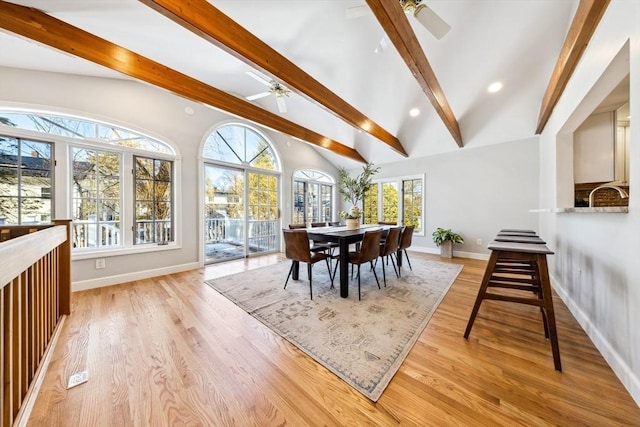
440 240 453 258
345 218 360 229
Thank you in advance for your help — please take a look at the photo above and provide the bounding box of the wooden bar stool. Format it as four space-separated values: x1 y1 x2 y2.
464 241 562 371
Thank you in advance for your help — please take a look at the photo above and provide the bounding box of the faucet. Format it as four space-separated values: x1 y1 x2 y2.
588 184 629 207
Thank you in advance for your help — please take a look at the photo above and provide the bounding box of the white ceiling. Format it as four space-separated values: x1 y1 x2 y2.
0 0 579 168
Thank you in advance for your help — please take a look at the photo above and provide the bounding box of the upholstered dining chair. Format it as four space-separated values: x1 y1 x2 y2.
343 228 383 300
377 226 401 287
282 229 333 300
397 225 415 277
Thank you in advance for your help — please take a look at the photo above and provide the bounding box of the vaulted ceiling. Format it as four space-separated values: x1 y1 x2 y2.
0 0 598 169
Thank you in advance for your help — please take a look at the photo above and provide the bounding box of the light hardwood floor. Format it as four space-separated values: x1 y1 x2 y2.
28 253 639 426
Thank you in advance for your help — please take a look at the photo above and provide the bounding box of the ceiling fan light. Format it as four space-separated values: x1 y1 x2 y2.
413 4 451 40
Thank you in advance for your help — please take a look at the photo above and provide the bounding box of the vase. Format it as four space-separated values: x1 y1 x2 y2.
440 240 453 258
345 218 360 230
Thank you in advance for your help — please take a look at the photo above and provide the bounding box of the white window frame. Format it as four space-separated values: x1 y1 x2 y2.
367 173 425 236
0 109 181 260
292 169 335 224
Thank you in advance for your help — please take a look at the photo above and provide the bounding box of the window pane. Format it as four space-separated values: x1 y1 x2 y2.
203 124 279 171
134 155 173 244
363 185 378 224
403 178 423 233
0 138 53 225
71 146 121 248
382 182 398 223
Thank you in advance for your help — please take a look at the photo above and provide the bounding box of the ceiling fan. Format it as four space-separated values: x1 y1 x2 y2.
245 71 290 113
347 0 451 46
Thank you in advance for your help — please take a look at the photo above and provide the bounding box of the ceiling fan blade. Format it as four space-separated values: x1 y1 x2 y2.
346 5 369 19
246 91 271 101
276 96 287 113
374 35 390 54
245 70 271 86
414 5 451 40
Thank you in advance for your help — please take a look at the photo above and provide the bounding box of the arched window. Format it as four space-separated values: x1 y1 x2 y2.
0 110 177 252
201 124 280 263
203 124 279 171
293 169 335 224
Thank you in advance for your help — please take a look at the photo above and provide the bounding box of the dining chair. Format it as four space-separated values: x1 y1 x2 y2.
343 228 383 300
397 225 415 277
377 226 401 287
282 229 333 300
378 221 397 225
309 222 340 255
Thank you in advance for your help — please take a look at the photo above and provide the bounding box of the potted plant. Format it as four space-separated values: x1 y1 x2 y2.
432 227 464 258
337 163 379 228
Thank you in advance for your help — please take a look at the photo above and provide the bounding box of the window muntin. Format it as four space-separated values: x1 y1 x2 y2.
0 137 53 225
203 124 278 170
292 169 334 224
71 147 121 248
135 156 173 244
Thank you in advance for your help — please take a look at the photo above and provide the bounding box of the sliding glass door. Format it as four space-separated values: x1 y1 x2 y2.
204 164 279 263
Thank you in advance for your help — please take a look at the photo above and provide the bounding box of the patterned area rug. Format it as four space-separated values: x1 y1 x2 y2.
205 257 462 401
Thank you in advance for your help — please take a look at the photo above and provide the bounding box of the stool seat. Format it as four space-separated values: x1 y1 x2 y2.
497 231 539 237
465 239 561 371
500 228 537 234
494 235 546 244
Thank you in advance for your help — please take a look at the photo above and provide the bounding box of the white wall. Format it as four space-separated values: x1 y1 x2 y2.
367 137 540 258
538 0 640 405
0 67 338 289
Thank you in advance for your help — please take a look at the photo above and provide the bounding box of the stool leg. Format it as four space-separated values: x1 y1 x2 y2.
537 255 562 371
464 251 499 338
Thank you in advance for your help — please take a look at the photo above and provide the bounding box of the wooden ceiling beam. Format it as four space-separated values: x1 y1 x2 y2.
139 0 408 157
365 0 463 148
535 0 610 134
0 1 366 163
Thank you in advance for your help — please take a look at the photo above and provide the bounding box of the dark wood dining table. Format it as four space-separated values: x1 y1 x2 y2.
302 224 387 298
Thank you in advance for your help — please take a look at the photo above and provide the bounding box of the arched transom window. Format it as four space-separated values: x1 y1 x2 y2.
203 124 279 170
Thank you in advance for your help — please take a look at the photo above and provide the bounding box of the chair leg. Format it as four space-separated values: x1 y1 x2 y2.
284 262 294 289
381 256 387 287
308 264 313 300
325 257 334 289
390 253 399 278
404 249 413 271
370 261 381 289
357 264 361 300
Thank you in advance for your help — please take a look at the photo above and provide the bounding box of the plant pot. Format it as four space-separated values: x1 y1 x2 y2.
440 240 453 258
345 218 360 230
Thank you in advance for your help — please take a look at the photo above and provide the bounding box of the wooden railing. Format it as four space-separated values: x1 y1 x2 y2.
0 220 71 427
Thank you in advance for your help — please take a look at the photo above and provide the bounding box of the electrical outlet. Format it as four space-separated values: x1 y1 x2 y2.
476 238 483 245
67 371 88 389
95 258 105 269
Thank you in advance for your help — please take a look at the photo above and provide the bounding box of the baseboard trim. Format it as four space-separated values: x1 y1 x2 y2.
551 274 640 406
410 245 490 261
72 262 200 291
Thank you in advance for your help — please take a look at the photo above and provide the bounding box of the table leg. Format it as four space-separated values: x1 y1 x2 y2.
292 260 299 280
339 239 349 298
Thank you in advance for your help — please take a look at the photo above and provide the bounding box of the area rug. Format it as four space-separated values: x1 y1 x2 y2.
205 257 462 401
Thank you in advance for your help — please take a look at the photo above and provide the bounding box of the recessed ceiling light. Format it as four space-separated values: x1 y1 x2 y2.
487 82 503 93
184 106 195 115
409 108 420 117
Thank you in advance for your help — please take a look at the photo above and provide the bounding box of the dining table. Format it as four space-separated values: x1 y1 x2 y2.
301 224 390 298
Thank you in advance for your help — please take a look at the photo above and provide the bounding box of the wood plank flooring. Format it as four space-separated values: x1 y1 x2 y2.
27 253 639 426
